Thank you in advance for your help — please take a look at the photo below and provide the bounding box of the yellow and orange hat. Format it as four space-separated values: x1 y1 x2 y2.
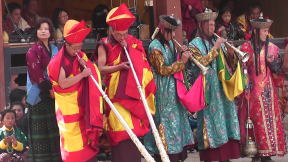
63 20 91 44
106 3 135 31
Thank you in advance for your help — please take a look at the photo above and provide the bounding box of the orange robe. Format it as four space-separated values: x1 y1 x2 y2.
48 47 103 162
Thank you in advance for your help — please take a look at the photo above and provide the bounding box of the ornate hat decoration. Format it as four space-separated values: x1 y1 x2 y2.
250 13 273 29
106 3 136 31
63 20 91 44
151 15 181 40
195 8 218 22
159 15 181 30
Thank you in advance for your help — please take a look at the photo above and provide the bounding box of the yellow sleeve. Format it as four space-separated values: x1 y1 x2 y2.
236 14 248 33
12 141 24 152
0 139 8 150
149 49 185 76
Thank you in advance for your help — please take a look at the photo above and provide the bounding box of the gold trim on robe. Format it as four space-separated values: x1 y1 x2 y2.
190 47 218 66
149 49 185 76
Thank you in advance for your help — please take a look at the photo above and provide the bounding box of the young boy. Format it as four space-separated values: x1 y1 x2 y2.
0 109 28 161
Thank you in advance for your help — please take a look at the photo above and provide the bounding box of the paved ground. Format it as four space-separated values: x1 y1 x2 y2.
186 152 288 162
138 152 288 162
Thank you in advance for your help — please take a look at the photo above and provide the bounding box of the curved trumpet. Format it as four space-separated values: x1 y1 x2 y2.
213 33 249 62
173 39 209 75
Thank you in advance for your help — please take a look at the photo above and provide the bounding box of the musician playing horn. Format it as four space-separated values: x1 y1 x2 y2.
238 14 286 162
185 8 246 162
144 15 194 162
95 4 156 162
47 19 103 162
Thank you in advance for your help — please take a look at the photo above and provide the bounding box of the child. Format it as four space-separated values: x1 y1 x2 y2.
10 102 28 136
10 102 24 122
9 88 26 106
216 7 244 40
0 109 28 162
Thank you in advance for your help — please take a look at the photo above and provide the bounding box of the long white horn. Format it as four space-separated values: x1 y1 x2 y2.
76 54 155 162
123 47 170 162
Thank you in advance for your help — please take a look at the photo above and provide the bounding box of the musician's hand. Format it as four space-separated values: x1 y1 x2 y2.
78 58 86 67
182 45 188 51
213 38 227 50
119 40 127 48
10 136 17 146
181 51 191 63
81 68 92 77
119 61 130 70
4 136 11 144
188 5 193 11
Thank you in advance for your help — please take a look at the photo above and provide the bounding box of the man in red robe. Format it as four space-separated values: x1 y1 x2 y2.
48 19 103 162
95 3 156 162
181 0 203 42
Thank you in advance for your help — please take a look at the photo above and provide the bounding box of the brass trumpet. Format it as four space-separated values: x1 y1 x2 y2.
173 39 209 75
213 33 249 62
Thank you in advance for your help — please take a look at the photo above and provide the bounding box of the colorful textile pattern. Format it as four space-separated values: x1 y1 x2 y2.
186 37 240 150
239 41 286 156
144 39 194 154
236 14 252 40
0 126 28 153
99 35 156 145
217 48 246 101
48 47 103 162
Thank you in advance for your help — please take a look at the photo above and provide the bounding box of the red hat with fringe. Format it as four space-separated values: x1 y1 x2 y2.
63 20 91 43
106 3 136 31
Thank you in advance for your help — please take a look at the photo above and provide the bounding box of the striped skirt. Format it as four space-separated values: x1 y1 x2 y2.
28 98 62 162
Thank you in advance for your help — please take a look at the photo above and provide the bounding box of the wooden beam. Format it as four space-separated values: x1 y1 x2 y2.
0 1 6 110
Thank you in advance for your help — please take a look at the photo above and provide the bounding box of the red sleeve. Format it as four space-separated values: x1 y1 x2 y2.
26 44 45 84
240 41 254 68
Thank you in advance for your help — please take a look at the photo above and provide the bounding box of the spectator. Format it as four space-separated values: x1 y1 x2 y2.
236 2 262 40
181 0 203 42
216 7 244 40
10 102 28 136
22 0 41 28
26 18 61 161
10 102 24 122
9 88 26 106
0 109 28 162
52 8 69 40
3 2 30 34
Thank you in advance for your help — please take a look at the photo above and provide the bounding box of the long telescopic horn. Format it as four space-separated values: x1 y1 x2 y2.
76 53 156 162
122 47 170 162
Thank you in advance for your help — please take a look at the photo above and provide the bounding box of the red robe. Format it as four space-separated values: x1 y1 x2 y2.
97 35 156 145
48 47 103 162
238 42 286 157
181 0 203 42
